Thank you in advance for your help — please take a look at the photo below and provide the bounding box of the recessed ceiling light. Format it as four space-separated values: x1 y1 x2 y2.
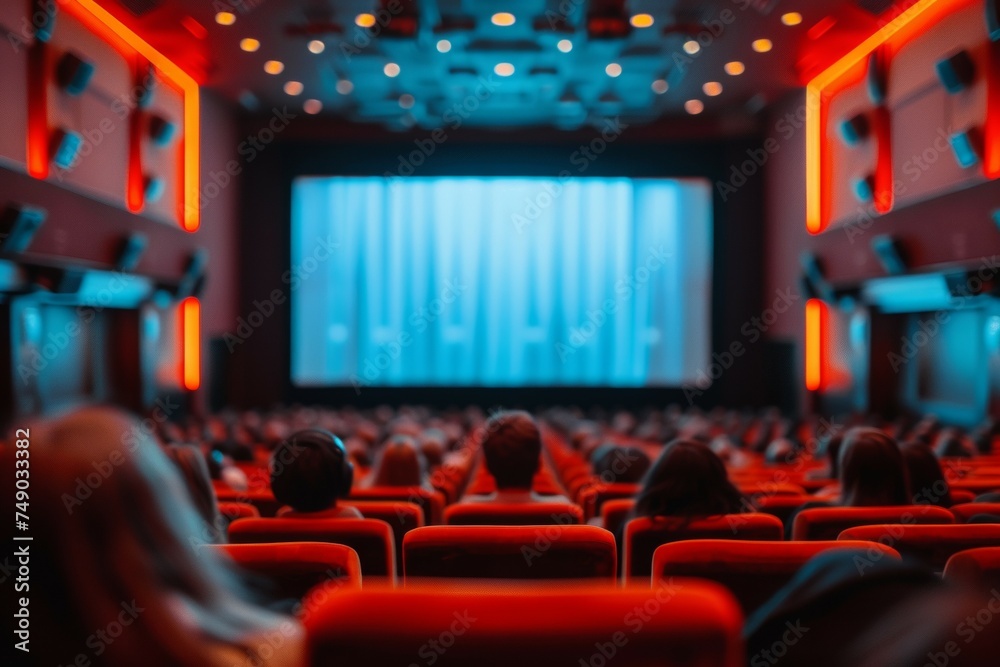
264 60 284 75
557 39 573 53
240 38 259 52
605 62 622 77
384 62 400 77
355 13 376 28
436 39 452 53
651 79 668 94
494 62 515 76
752 38 773 53
336 79 354 95
304 99 322 114
630 13 654 28
215 12 236 26
308 40 325 54
684 99 704 115
284 81 303 96
399 94 415 109
683 40 700 55
781 12 803 26
724 61 745 76
491 12 515 26
703 81 723 96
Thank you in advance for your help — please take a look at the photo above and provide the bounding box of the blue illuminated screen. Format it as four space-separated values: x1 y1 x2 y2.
291 176 712 387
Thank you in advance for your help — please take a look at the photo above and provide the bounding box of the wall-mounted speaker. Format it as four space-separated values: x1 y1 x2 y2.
935 50 976 93
949 128 982 168
988 0 1000 41
116 233 148 272
50 129 83 170
32 0 57 43
0 205 47 253
867 49 888 104
148 115 177 146
871 234 907 275
853 174 875 203
56 51 96 96
144 175 165 203
840 113 870 145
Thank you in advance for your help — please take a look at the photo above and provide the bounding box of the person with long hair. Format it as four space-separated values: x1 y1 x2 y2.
632 439 745 519
838 427 910 507
900 441 953 508
366 434 431 488
10 407 303 667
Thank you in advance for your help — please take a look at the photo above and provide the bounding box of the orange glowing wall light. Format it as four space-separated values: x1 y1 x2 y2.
27 0 200 232
805 0 974 234
180 297 201 391
805 299 828 391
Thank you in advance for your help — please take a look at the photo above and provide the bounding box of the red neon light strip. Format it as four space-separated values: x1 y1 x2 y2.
181 297 200 391
805 299 825 391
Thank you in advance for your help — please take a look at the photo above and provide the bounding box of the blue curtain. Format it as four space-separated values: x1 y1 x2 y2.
291 176 711 387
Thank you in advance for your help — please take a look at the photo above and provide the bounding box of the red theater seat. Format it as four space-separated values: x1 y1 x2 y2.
217 501 260 522
577 483 639 520
350 486 445 525
752 495 815 525
305 581 744 666
950 478 1000 496
280 501 424 572
227 518 395 579
601 498 636 537
210 542 361 600
790 505 955 541
949 503 1000 523
651 539 901 612
623 514 784 583
403 525 616 582
838 524 1000 571
443 502 583 525
214 489 282 517
943 547 1000 587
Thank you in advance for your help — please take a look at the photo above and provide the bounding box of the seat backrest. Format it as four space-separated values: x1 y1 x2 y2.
838 524 1000 571
577 483 639 520
403 525 616 582
443 502 583 526
217 501 260 522
305 581 744 667
623 514 784 583
279 501 424 573
949 503 1000 523
210 542 361 600
949 478 1000 496
349 486 445 525
652 539 900 613
228 518 395 579
601 498 636 537
943 546 1000 587
214 489 282 517
752 495 815 524
791 505 955 541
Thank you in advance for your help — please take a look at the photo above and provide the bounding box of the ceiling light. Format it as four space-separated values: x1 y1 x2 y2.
557 39 573 53
630 13 654 28
683 40 700 55
215 12 236 26
304 99 322 114
703 81 722 96
336 80 353 95
399 94 415 109
781 12 803 26
284 81 303 96
436 39 452 53
355 13 376 28
308 40 325 54
684 99 704 115
724 61 745 76
264 60 284 75
240 38 259 52
752 38 773 53
384 62 400 77
651 79 668 94
605 62 622 77
491 12 515 27
494 62 515 76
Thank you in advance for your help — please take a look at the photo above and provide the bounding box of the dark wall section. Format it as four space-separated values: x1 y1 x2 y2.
231 128 767 410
